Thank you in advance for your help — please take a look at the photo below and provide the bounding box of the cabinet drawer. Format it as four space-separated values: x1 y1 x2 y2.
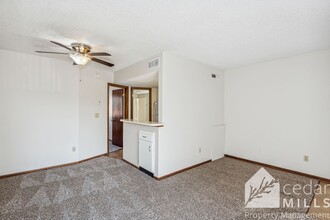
138 131 154 142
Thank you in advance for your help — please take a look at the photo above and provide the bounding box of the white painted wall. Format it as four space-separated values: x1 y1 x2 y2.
158 52 225 177
0 49 79 175
114 55 160 86
0 49 114 175
225 49 330 179
212 125 225 161
78 66 113 160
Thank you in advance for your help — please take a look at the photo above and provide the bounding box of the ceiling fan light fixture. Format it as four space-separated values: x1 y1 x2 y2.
36 41 113 67
69 53 91 65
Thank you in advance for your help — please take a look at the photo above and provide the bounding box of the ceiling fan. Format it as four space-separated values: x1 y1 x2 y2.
36 41 114 67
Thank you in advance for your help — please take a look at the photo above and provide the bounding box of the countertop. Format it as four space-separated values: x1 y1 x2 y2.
120 119 164 127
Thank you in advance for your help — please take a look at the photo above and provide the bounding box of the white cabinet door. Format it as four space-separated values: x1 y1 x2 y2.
139 140 152 172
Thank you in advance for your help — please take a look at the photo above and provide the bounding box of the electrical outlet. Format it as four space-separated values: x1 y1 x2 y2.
303 155 309 162
72 147 76 152
95 113 99 118
199 147 202 153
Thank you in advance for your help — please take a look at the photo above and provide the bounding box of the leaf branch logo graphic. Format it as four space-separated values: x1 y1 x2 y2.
245 168 280 208
245 177 279 206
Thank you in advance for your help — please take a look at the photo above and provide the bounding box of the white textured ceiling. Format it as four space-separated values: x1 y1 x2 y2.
0 0 329 71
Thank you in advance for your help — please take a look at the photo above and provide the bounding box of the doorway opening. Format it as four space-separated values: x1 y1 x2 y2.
131 87 152 122
107 83 128 156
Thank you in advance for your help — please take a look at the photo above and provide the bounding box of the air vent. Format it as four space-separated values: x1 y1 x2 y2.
148 58 160 69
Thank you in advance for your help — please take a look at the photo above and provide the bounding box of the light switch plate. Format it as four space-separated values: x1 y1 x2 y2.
95 113 99 118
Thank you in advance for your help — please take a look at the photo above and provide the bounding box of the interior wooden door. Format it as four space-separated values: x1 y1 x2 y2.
112 89 124 147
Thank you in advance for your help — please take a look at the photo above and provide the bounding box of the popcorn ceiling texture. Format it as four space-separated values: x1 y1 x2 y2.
0 157 317 219
0 0 329 71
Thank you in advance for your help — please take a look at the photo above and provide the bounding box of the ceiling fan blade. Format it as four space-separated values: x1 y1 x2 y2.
35 51 68 54
50 41 72 51
89 52 111 56
91 57 114 67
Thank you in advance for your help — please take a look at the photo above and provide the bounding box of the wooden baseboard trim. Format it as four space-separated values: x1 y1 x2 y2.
156 160 212 181
80 153 108 163
122 159 139 169
0 153 107 179
225 154 330 183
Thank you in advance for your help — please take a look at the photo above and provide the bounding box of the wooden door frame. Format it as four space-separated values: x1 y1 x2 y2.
107 83 129 154
130 87 152 121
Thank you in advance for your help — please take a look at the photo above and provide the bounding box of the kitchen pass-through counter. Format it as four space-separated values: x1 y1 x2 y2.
121 119 164 178
120 119 164 127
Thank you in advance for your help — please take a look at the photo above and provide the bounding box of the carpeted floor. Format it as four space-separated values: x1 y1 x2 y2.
0 157 318 219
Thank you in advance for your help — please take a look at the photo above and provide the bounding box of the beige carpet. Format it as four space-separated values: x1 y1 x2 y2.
0 156 317 219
